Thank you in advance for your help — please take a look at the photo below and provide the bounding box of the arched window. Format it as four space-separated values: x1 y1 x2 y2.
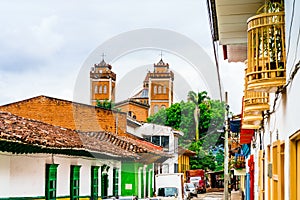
103 85 107 94
154 105 159 114
128 111 132 117
94 85 98 94
99 85 102 94
158 86 162 94
154 86 157 94
161 105 166 109
163 85 167 94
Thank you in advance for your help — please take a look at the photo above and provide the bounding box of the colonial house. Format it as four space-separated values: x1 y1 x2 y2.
0 111 133 199
207 0 299 199
0 96 168 199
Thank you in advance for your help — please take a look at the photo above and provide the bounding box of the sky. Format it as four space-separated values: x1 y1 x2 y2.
0 0 244 114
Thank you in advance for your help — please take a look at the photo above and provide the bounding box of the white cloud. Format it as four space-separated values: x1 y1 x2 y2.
29 15 64 57
0 0 244 112
1 15 64 60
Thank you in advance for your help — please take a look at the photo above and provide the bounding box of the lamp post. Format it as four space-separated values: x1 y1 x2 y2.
224 92 230 200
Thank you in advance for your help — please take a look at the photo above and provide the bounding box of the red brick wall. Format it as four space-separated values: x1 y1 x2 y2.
0 96 127 134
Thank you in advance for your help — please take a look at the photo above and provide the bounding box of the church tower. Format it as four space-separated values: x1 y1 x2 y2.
148 58 174 116
90 58 116 106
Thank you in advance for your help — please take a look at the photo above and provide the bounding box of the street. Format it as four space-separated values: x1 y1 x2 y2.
193 192 223 200
192 191 242 200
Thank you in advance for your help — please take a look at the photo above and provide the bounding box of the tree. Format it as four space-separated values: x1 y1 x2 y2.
148 91 226 172
201 99 225 150
147 101 196 144
215 149 225 171
189 140 216 171
148 91 225 147
187 91 210 141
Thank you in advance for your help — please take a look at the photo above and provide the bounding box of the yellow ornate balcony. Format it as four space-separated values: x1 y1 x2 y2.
246 11 286 92
242 111 262 130
244 91 270 113
242 63 270 130
241 123 260 130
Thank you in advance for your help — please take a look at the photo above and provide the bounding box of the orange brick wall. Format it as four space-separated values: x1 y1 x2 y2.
150 102 169 116
116 102 148 122
0 96 127 134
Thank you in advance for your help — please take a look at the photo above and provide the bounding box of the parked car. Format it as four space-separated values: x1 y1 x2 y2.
189 176 201 187
184 183 197 199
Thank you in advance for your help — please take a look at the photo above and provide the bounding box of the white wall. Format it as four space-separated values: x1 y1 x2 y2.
0 153 11 198
0 152 121 198
10 154 47 198
262 1 300 199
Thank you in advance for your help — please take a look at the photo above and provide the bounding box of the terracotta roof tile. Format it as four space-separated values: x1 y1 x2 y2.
0 111 164 159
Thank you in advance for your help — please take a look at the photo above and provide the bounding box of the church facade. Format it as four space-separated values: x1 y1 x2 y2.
90 58 174 122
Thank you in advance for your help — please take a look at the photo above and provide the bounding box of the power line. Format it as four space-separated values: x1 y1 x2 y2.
206 0 223 101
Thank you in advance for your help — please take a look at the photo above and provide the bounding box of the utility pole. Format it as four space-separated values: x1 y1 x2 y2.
224 92 230 200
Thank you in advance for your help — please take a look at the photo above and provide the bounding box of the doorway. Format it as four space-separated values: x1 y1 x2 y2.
290 131 300 200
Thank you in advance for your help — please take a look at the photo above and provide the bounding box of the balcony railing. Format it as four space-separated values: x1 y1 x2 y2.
242 111 263 130
246 11 286 92
241 63 269 130
244 90 269 113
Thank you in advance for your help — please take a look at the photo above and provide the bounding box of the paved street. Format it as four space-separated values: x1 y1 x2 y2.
193 191 242 200
194 192 223 200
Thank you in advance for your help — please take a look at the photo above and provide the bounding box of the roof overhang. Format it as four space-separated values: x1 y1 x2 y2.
214 0 264 45
210 0 264 62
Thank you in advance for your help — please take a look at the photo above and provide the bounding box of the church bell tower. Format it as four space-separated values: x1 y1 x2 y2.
90 57 116 106
148 58 174 115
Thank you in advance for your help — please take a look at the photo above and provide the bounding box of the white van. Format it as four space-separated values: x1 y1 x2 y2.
155 173 184 200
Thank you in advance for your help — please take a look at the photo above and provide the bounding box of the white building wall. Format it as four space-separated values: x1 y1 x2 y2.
55 156 70 197
78 158 92 196
0 153 11 198
0 152 121 198
262 1 300 199
10 154 47 198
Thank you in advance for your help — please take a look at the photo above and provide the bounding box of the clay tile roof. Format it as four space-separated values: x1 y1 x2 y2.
0 111 139 159
0 111 83 149
0 111 168 162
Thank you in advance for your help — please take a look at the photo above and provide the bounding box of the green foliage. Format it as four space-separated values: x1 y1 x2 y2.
148 90 226 172
147 101 196 144
188 141 216 171
256 0 284 14
215 149 224 171
96 99 114 110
